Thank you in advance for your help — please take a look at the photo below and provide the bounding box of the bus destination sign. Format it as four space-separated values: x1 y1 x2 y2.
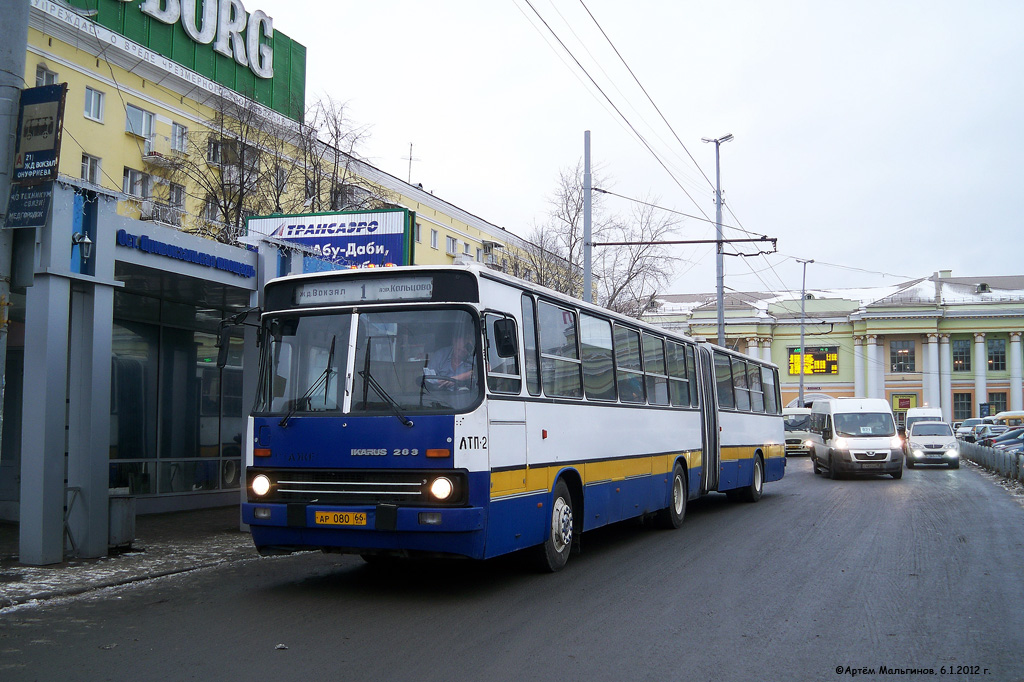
294 277 434 306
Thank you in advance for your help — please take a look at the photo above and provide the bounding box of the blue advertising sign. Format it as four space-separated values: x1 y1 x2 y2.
246 210 411 269
13 84 67 186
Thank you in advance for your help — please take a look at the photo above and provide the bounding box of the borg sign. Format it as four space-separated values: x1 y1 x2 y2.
123 0 274 78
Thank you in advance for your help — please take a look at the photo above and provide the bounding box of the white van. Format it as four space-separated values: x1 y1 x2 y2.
782 407 813 456
807 398 904 479
904 407 944 434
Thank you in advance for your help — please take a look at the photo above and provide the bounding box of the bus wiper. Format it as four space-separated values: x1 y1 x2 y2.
358 370 414 428
280 336 336 428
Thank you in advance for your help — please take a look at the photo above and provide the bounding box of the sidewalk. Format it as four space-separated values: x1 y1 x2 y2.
0 506 258 609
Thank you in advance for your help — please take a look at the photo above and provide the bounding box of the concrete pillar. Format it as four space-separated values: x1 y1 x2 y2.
866 334 878 399
939 334 952 422
927 333 941 409
1011 332 1022 411
921 336 931 405
761 338 772 364
746 337 759 359
975 332 987 415
853 336 865 397
876 336 887 400
19 275 71 565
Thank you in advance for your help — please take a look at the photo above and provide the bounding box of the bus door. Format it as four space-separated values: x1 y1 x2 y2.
697 345 720 493
484 313 528 497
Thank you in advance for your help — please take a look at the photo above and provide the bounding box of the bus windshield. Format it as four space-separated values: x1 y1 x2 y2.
833 412 896 437
258 308 482 416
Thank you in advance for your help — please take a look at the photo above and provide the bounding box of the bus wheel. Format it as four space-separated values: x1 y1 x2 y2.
536 480 574 572
655 463 687 529
739 455 764 503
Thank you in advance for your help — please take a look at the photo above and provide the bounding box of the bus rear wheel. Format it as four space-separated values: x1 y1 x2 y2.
738 455 764 502
536 480 574 572
655 463 687 529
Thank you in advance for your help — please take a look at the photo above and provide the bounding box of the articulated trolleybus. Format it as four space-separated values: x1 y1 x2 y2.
241 265 784 571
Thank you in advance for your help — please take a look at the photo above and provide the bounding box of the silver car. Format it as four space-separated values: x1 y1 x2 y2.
906 421 960 469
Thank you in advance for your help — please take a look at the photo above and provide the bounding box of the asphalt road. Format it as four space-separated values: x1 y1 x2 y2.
2 458 1023 682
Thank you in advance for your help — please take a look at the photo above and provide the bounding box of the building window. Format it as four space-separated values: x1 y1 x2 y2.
430 229 438 249
35 65 57 86
125 104 155 153
463 242 472 256
988 392 1007 415
414 223 422 243
167 183 185 225
446 236 458 256
952 339 971 372
171 123 188 153
204 197 221 222
890 340 915 373
81 154 101 185
84 87 104 122
988 338 1006 371
122 167 150 198
953 393 972 420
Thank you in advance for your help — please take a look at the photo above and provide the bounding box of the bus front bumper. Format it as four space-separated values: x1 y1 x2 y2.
242 502 487 557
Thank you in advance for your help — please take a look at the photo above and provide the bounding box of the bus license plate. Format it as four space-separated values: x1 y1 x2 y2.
315 511 367 526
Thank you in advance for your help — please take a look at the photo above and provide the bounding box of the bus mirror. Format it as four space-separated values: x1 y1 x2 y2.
270 319 283 343
493 319 518 358
216 327 232 368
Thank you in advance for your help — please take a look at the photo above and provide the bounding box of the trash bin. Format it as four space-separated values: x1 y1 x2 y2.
108 487 136 549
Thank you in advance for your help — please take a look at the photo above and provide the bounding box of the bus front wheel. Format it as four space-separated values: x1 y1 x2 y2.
536 480 574 572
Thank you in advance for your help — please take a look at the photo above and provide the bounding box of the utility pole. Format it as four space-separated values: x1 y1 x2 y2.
702 134 733 346
797 258 814 407
583 130 592 303
0 0 31 449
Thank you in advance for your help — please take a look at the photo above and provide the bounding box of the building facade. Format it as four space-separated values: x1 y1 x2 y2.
649 272 1024 425
1 0 536 565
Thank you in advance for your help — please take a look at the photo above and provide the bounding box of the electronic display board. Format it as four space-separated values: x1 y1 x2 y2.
788 346 839 375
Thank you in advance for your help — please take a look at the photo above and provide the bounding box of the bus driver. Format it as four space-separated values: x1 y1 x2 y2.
425 332 477 389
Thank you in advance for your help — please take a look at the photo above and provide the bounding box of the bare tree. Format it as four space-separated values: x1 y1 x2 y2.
518 161 680 316
594 196 680 317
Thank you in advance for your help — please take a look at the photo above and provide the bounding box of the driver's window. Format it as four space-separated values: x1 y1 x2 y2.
485 313 521 394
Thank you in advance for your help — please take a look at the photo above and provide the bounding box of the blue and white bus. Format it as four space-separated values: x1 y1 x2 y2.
239 265 784 571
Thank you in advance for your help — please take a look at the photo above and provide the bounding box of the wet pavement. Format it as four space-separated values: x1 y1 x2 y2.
0 506 258 609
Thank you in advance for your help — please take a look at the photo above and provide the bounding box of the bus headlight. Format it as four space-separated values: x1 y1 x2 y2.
429 477 454 501
252 474 272 497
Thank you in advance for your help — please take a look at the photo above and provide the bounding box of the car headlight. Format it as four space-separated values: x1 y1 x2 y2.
251 474 271 497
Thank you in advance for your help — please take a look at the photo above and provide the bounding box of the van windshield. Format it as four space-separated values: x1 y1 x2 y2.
910 423 953 437
834 412 895 437
784 414 811 431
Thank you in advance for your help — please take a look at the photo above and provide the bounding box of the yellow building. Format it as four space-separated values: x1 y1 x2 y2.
2 0 533 564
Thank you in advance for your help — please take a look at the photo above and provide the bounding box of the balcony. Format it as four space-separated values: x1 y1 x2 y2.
139 199 183 226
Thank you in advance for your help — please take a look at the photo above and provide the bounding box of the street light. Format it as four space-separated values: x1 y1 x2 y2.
797 258 814 407
702 134 733 346
72 231 93 260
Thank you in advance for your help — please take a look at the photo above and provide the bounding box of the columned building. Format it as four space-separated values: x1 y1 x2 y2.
649 272 1024 425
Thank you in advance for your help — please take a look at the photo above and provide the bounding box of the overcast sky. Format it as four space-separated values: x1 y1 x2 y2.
249 0 1022 295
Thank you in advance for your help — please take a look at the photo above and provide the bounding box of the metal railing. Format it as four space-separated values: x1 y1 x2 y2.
960 441 1024 483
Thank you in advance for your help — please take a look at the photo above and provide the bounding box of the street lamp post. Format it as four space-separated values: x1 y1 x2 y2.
797 258 814 407
702 133 733 346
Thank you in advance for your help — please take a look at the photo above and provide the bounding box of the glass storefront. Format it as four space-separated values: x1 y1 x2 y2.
110 291 245 496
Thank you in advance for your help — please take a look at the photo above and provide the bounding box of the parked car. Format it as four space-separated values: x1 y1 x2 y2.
992 427 1024 449
974 424 1009 447
957 418 983 441
905 421 959 469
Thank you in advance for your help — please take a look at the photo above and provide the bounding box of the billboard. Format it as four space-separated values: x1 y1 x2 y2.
246 209 413 269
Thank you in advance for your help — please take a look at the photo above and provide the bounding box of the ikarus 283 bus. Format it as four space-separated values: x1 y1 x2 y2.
235 265 785 571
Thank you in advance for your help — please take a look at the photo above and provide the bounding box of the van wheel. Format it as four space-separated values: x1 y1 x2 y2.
827 454 840 479
891 467 903 480
906 460 915 469
655 463 687 529
535 480 574 572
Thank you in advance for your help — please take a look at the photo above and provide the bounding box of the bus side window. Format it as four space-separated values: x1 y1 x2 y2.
537 301 582 398
733 358 751 411
666 341 690 407
613 325 645 404
747 363 765 413
521 294 541 396
714 352 735 409
485 313 522 394
760 365 779 414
